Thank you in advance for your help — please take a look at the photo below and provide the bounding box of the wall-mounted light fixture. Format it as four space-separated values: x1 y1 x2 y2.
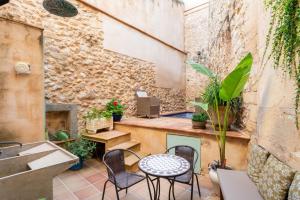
15 62 31 75
43 0 78 17
0 0 9 6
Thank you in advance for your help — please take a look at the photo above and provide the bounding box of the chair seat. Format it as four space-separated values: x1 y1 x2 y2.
172 171 193 184
113 172 145 189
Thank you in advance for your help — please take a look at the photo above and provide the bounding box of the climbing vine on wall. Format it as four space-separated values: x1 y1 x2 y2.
264 0 300 128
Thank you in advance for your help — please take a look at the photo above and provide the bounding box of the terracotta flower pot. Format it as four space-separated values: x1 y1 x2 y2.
192 121 206 129
210 106 234 130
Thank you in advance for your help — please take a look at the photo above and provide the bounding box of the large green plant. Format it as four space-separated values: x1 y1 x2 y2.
67 138 96 160
264 0 300 128
202 78 243 117
190 53 253 168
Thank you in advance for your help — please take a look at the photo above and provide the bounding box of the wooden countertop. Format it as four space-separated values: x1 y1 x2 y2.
115 117 250 140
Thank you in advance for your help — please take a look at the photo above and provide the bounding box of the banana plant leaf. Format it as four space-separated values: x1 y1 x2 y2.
191 101 209 111
219 53 253 101
187 61 216 78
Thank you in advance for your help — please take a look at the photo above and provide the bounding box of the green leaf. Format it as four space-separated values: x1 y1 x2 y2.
219 53 253 101
191 101 209 111
187 61 215 78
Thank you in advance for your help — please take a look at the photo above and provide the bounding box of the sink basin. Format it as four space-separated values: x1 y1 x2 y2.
0 141 56 159
0 141 78 200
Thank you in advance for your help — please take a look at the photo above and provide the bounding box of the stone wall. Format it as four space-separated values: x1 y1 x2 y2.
0 0 186 132
185 0 300 169
184 2 210 109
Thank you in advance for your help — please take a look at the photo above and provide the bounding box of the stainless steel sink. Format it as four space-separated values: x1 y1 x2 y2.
0 141 78 200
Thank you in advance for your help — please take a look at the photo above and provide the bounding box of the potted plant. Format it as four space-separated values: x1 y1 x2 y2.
201 72 242 130
106 98 125 122
84 108 113 133
189 53 253 185
192 113 208 129
67 137 96 170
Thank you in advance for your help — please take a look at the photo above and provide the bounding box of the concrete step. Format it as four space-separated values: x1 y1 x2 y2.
125 151 150 172
82 130 131 151
107 140 140 152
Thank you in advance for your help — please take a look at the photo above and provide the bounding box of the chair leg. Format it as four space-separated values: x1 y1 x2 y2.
102 180 108 200
114 184 120 200
190 176 194 200
126 188 128 194
195 174 201 197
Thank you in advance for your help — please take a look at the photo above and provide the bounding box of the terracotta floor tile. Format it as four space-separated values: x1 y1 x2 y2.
86 172 107 184
64 178 90 192
86 193 110 200
54 191 78 200
73 185 99 200
54 159 219 200
53 184 70 196
93 179 113 191
79 168 99 179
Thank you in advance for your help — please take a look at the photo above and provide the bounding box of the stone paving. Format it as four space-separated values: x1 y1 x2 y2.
54 159 220 200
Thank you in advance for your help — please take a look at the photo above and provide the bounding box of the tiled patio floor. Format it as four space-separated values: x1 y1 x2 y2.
54 159 220 200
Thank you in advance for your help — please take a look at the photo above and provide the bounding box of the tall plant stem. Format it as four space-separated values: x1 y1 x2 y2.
220 103 230 168
212 78 222 159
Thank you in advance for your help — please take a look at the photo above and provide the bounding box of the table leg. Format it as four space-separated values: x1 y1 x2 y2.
146 175 153 200
168 178 175 200
145 175 162 200
155 178 161 200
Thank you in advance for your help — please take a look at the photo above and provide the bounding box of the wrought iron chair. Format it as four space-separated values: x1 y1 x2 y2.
165 145 201 200
102 149 145 200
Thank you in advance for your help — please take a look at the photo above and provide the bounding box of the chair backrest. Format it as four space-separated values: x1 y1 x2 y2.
136 90 148 97
103 149 126 181
166 145 198 171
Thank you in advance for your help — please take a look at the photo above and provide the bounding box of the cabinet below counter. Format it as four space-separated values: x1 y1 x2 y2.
115 117 249 173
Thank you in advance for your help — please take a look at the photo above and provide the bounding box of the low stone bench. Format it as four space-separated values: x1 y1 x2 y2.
217 169 264 200
217 144 300 200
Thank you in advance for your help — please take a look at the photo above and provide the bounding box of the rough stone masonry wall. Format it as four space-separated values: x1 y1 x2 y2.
185 3 210 110
0 0 186 131
185 0 300 169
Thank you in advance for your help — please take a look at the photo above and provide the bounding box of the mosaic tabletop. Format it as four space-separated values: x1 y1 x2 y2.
138 154 190 177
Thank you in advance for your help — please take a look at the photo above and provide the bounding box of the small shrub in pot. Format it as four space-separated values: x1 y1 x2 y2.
106 98 126 122
67 138 96 170
192 113 208 129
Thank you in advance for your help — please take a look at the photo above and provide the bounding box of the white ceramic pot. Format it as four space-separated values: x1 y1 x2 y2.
208 163 220 195
208 168 219 185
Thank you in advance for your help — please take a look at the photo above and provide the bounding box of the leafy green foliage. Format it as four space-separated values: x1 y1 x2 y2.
202 78 243 116
192 113 209 122
106 98 125 115
84 108 112 120
220 53 253 101
264 0 300 128
189 53 253 167
191 101 209 112
67 138 96 160
203 79 226 106
54 130 69 141
187 61 216 78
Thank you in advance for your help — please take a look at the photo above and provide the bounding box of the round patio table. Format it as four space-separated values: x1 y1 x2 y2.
138 154 190 200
